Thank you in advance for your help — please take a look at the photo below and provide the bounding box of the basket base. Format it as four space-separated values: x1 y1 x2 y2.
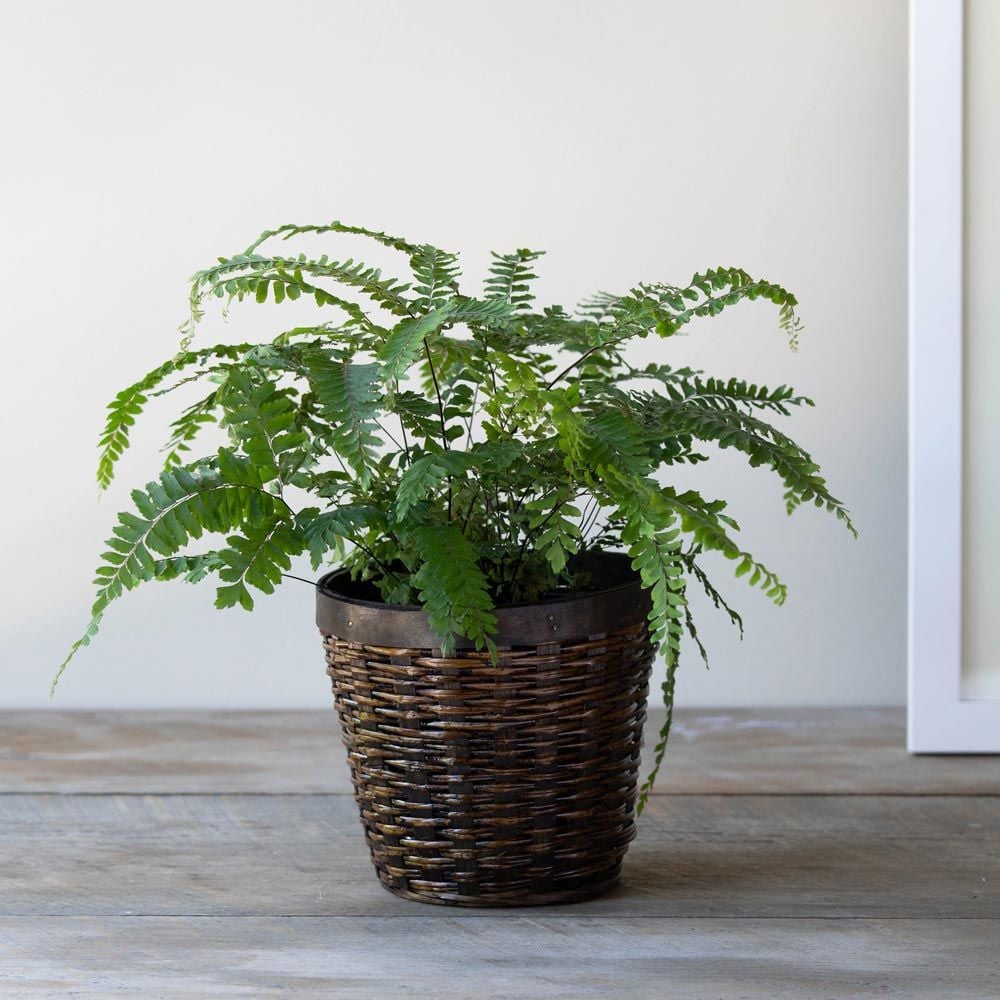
376 870 623 908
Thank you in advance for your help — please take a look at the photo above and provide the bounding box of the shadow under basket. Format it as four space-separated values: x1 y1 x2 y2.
316 551 655 907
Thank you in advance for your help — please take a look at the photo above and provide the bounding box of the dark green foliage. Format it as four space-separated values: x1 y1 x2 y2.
303 354 382 487
62 221 855 803
377 306 456 385
215 521 303 611
411 524 498 657
153 553 225 584
484 249 545 312
410 244 460 311
217 370 310 485
97 344 252 489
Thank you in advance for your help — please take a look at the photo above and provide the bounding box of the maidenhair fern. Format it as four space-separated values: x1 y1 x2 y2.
60 220 855 807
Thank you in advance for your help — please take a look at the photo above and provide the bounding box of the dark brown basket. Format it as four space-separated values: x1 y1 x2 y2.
317 551 655 907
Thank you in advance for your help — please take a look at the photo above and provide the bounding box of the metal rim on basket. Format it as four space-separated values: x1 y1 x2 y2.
316 549 651 648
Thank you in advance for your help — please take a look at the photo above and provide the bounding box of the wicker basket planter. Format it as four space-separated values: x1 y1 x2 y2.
316 551 655 907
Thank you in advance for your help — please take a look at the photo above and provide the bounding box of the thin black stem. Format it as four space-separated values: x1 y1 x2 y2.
376 419 403 452
399 409 411 465
350 540 403 584
544 336 629 390
505 491 580 594
423 341 449 452
423 339 452 521
580 495 603 540
464 383 479 449
461 483 482 534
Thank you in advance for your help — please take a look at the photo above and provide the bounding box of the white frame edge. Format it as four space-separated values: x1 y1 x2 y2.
908 0 1000 751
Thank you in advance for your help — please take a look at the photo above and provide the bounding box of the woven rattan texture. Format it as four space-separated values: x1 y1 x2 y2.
322 621 655 906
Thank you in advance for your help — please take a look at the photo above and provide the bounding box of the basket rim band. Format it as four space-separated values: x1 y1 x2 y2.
315 550 651 649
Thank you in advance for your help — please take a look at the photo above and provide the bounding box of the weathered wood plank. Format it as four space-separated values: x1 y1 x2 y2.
0 916 997 999
1 794 996 918
3 707 998 795
0 710 348 794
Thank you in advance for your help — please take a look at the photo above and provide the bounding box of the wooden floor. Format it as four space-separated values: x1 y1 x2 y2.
1 708 998 999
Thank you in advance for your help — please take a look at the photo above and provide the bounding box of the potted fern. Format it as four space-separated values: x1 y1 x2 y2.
59 221 853 906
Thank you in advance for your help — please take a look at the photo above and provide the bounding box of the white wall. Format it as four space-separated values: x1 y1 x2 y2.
0 0 907 708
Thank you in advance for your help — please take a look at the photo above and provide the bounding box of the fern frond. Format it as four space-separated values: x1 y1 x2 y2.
93 459 281 619
553 392 658 484
682 377 813 414
243 220 420 257
162 392 218 470
56 458 286 690
302 354 382 486
218 370 309 485
153 552 226 584
387 390 441 441
190 254 412 319
610 472 687 816
380 296 519 388
584 409 656 476
645 395 856 535
378 306 456 385
636 631 680 815
409 244 461 311
509 308 603 353
411 524 497 656
216 520 303 611
625 524 685 648
271 323 353 347
659 487 786 604
393 451 475 520
51 614 103 696
451 296 521 325
608 362 703 387
248 272 384 332
683 549 744 638
600 468 685 649
300 504 386 570
620 267 803 349
97 344 251 490
484 249 544 312
523 493 582 574
625 367 813 416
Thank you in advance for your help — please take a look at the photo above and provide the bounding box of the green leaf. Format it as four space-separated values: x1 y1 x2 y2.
90 459 281 622
243 220 420 258
411 524 497 656
658 486 787 605
51 614 103 696
616 268 804 350
153 552 226 584
303 354 382 487
484 249 544 312
600 468 685 648
300 505 386 570
409 243 461 311
640 393 856 537
57 457 284 689
393 451 474 521
377 306 455 385
215 520 303 611
185 254 414 342
636 635 680 816
97 343 252 490
162 392 218 470
218 369 309 485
